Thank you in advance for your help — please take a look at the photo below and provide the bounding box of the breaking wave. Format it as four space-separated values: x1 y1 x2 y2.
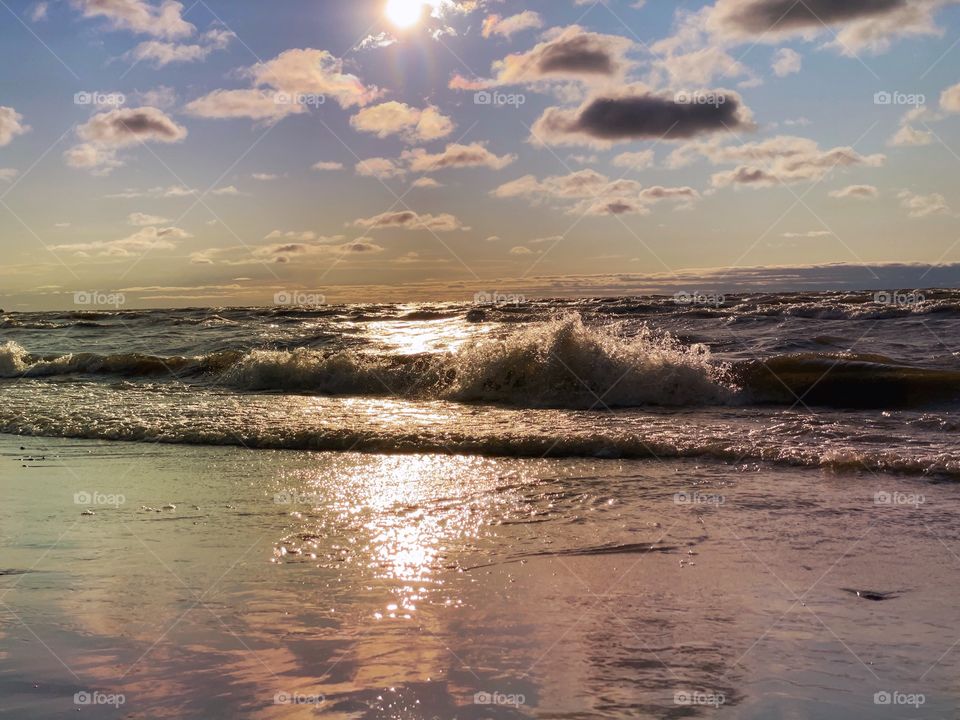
3 314 959 409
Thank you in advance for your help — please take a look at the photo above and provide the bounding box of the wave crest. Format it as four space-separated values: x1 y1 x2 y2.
447 315 730 407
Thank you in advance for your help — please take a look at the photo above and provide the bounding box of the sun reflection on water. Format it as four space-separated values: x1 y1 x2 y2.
362 315 491 355
277 454 516 621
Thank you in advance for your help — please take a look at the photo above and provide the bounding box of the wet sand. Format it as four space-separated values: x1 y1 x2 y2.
1 434 958 719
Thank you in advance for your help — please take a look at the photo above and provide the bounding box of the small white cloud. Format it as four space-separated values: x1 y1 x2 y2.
312 161 344 171
128 212 170 226
481 11 542 39
772 48 802 77
829 184 878 199
898 189 950 218
0 107 30 147
350 102 454 144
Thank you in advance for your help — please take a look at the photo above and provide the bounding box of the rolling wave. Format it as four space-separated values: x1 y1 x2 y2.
2 314 959 409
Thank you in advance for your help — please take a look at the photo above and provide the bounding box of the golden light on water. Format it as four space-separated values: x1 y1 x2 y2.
363 314 492 354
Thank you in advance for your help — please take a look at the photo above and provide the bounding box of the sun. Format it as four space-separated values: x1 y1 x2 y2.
385 0 428 29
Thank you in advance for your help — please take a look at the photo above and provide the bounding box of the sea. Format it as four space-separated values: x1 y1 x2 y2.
2 291 960 718
1 291 959 477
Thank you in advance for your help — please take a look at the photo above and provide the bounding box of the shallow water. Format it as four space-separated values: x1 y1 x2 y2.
2 437 959 718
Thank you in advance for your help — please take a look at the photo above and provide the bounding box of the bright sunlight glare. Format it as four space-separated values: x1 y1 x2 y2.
385 0 428 29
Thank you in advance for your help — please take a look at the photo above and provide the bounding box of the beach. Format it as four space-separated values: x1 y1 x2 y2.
5 0 960 713
2 431 957 718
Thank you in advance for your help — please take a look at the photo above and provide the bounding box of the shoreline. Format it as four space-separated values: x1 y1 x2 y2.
1 434 957 718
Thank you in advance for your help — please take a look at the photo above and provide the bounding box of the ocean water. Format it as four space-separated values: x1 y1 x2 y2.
1 292 959 477
3 292 960 718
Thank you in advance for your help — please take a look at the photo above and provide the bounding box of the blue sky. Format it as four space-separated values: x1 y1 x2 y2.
1 0 959 309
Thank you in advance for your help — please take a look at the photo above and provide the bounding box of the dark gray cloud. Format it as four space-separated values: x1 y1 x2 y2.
718 0 905 34
494 26 634 84
706 0 951 52
532 91 752 147
538 34 616 75
78 107 188 147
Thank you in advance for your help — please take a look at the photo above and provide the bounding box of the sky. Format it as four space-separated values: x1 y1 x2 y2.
1 0 959 309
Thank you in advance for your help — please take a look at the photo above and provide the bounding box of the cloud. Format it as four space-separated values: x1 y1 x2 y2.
530 89 753 147
888 123 934 146
448 74 490 91
829 184 878 199
191 235 383 265
0 107 30 146
482 11 542 38
72 0 194 39
898 189 950 217
665 135 885 188
355 156 407 179
106 185 196 198
52 225 191 257
509 246 534 255
492 25 634 85
612 149 655 169
184 89 304 122
781 230 833 238
186 48 380 123
250 48 381 108
0 168 17 183
352 142 515 179
128 212 169 225
651 45 756 86
493 169 698 216
349 102 454 143
63 143 122 174
707 0 953 54
265 230 319 241
355 32 397 51
353 210 465 232
65 106 186 174
772 47 802 76
402 142 516 172
411 177 442 188
941 82 960 112
212 185 241 196
76 106 187 147
312 161 344 171
258 239 383 261
125 28 234 67
133 85 177 109
30 2 47 21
